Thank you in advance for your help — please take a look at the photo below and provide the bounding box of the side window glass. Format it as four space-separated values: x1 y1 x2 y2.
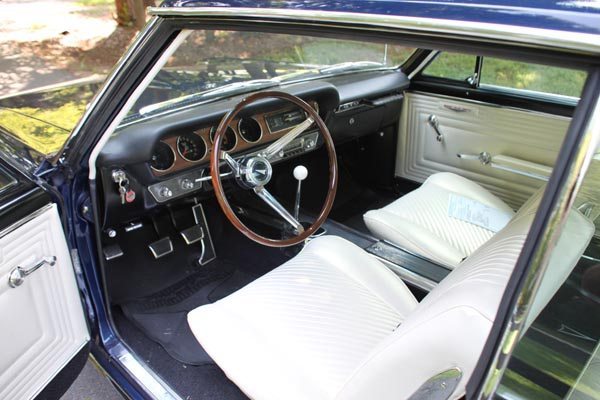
496 146 600 399
481 57 586 98
422 52 477 81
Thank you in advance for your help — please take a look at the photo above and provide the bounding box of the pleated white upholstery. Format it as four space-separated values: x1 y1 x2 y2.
188 236 418 400
188 187 593 400
363 172 516 268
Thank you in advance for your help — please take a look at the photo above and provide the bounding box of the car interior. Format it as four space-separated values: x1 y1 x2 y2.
89 29 598 399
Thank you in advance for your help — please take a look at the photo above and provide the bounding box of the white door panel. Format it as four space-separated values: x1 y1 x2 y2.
396 92 571 209
0 204 89 400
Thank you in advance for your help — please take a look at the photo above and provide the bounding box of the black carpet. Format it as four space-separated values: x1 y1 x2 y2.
330 187 396 233
120 259 263 365
114 309 249 400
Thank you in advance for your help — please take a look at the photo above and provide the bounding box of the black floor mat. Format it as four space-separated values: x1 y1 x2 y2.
120 259 269 365
121 260 230 365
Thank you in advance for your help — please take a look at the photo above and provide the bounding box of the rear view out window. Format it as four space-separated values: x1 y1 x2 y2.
480 57 586 98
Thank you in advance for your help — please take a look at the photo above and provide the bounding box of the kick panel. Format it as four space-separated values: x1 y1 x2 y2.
395 92 571 209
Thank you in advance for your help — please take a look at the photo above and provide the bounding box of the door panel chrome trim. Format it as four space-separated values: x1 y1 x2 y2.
0 202 53 238
148 7 600 56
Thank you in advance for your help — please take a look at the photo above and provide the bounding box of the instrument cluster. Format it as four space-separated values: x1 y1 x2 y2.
149 103 316 176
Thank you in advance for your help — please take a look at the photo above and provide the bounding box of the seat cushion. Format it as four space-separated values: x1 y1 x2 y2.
363 172 515 268
188 236 418 400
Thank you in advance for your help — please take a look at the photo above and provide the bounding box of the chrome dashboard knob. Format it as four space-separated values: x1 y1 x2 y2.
159 186 173 198
180 178 194 190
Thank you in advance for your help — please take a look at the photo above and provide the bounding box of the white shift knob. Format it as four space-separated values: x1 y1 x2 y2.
293 165 308 181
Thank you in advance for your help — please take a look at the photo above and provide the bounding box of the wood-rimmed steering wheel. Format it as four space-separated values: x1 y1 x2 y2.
210 91 338 247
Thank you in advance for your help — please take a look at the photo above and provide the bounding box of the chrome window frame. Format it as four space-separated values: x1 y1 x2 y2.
148 7 600 56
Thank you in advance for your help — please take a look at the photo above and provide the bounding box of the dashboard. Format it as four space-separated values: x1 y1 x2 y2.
97 70 410 229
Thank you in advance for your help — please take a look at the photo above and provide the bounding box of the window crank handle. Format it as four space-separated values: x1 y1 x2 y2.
428 114 444 142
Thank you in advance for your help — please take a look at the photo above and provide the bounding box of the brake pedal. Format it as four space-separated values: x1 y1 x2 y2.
149 237 173 259
180 224 204 245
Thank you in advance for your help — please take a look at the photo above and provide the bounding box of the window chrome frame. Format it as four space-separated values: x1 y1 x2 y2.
148 7 600 56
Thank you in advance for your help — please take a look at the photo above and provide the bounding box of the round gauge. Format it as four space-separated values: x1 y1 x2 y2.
177 133 207 162
150 141 175 172
238 118 262 143
210 126 237 151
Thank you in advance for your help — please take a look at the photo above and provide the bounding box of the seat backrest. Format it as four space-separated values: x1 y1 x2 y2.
336 188 594 400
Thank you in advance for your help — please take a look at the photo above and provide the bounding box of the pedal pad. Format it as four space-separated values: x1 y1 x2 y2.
149 237 173 259
181 224 204 245
103 244 124 261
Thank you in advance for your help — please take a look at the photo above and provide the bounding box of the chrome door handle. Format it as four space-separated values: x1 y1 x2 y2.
427 114 443 142
8 256 56 288
456 152 549 181
457 151 492 165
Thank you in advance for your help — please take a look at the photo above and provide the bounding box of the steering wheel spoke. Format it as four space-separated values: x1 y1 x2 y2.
220 151 242 177
254 186 304 234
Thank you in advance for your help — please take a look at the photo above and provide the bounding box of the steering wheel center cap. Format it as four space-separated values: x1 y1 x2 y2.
244 156 273 187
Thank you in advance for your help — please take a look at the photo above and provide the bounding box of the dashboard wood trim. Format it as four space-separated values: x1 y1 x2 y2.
152 101 318 177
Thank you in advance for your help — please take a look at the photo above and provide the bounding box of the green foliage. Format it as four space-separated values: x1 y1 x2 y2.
424 52 477 80
0 82 99 155
500 334 599 399
499 369 561 400
482 57 586 97
0 101 88 155
424 52 586 97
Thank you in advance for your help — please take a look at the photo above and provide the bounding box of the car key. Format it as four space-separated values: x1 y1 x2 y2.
118 179 128 204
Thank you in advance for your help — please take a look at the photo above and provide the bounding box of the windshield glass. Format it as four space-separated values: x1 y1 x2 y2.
126 30 415 121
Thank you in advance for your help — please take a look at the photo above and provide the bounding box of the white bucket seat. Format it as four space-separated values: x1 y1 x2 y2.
363 172 516 269
188 187 592 400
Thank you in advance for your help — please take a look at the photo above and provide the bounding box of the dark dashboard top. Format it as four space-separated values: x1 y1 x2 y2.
98 70 409 172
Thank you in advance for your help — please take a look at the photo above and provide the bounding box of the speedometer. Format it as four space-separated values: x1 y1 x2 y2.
150 141 175 172
177 133 207 162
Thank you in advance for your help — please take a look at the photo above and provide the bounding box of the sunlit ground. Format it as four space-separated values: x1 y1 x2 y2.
0 0 132 96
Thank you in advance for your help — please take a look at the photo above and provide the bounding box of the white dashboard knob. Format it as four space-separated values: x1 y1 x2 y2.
293 165 308 181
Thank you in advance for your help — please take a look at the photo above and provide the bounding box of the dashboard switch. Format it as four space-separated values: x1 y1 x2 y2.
181 179 194 190
159 187 173 198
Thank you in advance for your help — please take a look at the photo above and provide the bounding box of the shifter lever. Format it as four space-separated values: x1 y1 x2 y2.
293 165 308 220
